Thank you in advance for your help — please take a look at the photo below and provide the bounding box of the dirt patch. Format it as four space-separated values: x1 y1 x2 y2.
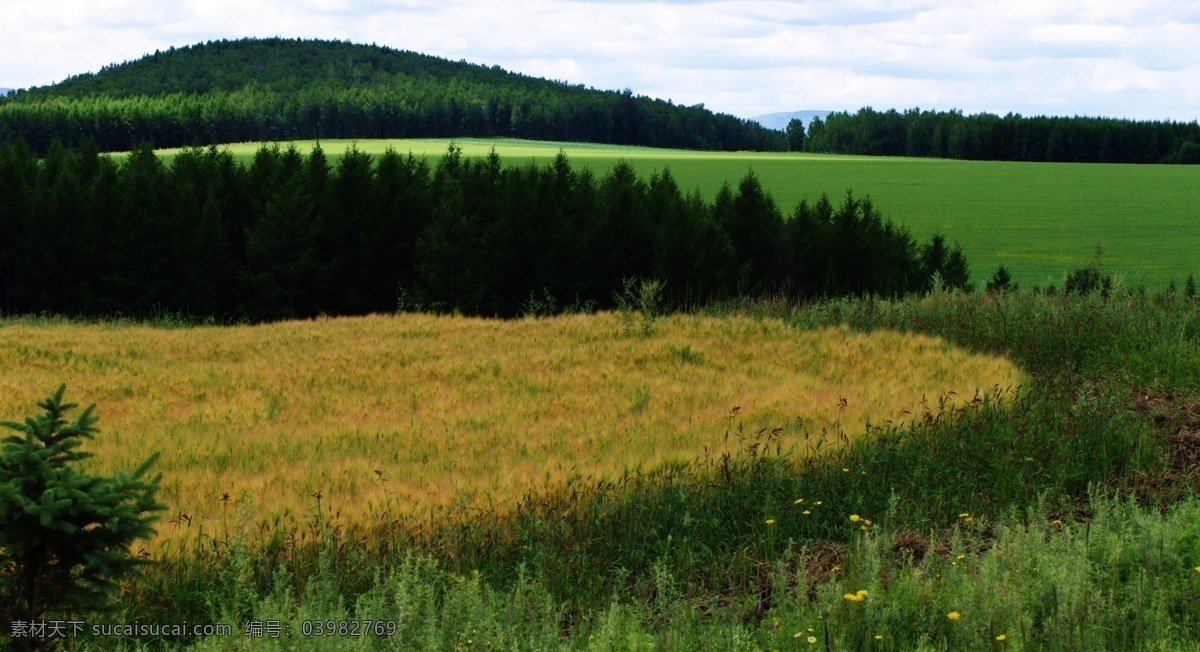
1127 391 1200 505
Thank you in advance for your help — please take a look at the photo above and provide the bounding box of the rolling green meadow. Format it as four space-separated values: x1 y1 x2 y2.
155 138 1200 289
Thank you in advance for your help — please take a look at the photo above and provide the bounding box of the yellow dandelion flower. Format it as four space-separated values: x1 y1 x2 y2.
831 565 842 572
766 519 776 525
808 628 814 633
803 510 811 515
947 611 960 621
807 636 817 644
964 517 973 523
875 635 883 640
864 519 872 526
1195 566 1200 573
959 513 970 519
794 632 802 638
857 590 868 597
850 514 861 522
861 525 868 530
795 498 804 504
957 554 966 560
816 501 823 506
1052 519 1062 525
996 634 1007 641
843 468 850 472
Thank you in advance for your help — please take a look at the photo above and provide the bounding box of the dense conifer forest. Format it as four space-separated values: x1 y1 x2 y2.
0 139 967 321
800 107 1200 163
0 38 784 154
3 38 1194 164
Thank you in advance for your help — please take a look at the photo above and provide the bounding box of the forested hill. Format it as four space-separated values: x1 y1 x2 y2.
0 38 784 153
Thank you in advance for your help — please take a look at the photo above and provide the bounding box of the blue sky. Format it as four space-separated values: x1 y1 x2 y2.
2 0 1198 121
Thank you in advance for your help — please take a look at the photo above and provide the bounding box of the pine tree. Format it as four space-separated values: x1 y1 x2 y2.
785 118 806 152
0 386 165 650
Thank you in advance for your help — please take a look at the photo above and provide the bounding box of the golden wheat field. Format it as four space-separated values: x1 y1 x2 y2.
0 313 1022 546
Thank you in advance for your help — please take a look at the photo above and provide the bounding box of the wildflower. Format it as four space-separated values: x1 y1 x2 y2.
964 517 973 523
857 589 868 597
843 589 867 602
803 510 811 515
850 514 861 522
947 611 960 621
996 634 1007 641
1052 519 1062 525
864 519 872 526
959 513 969 519
795 498 804 504
843 468 849 472
816 501 823 506
1196 566 1200 573
831 565 841 572
766 519 776 525
807 636 817 644
861 525 868 530
957 554 966 560
875 635 883 640
794 632 802 638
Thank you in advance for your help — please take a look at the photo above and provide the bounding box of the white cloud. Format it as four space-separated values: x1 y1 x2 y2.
0 0 1196 121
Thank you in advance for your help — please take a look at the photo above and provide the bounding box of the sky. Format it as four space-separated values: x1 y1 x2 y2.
2 0 1198 122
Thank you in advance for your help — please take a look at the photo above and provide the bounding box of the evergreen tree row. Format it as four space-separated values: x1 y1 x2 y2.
802 107 1200 164
0 139 966 322
0 38 783 155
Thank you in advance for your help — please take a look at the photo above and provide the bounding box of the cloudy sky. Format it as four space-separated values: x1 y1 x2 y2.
2 0 1198 121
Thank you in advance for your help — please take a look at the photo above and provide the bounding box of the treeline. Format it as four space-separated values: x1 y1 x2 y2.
0 140 966 322
802 107 1200 163
0 38 783 154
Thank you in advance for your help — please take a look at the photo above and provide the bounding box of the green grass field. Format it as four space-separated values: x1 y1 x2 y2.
157 138 1200 289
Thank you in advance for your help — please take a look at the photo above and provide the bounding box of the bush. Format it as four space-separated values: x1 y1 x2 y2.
1064 245 1113 296
613 277 666 336
986 265 1015 292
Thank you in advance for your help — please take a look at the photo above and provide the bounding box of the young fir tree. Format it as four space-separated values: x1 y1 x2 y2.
0 386 165 648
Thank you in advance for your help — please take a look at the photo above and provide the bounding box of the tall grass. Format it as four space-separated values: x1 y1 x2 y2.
70 494 1200 650
0 312 1017 549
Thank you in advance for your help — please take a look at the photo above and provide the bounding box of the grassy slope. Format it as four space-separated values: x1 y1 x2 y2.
0 313 1019 549
155 138 1200 288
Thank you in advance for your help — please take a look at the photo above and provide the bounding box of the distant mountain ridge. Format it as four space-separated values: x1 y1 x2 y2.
750 110 833 131
0 38 784 153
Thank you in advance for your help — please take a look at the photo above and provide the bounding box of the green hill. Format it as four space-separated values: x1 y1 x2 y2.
0 38 783 153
